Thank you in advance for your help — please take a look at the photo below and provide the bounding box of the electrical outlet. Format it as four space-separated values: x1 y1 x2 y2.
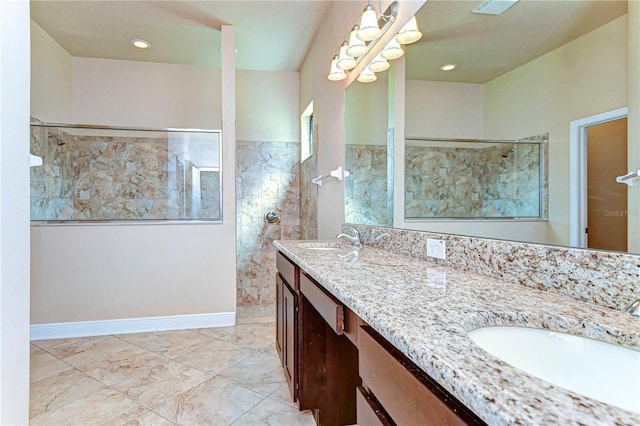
426 239 446 260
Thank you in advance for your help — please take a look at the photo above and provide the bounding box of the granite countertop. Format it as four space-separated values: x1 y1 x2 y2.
274 240 640 426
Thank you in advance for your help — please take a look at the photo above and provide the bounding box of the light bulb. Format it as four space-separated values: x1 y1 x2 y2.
396 16 422 44
357 66 377 83
381 38 404 60
346 25 367 58
337 42 357 70
369 53 389 73
328 55 347 81
358 5 381 42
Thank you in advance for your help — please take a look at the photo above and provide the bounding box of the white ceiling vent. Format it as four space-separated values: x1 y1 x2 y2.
472 0 518 15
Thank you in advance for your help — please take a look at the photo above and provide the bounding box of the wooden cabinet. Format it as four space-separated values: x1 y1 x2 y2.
298 272 360 426
358 325 486 426
275 250 485 426
276 252 298 402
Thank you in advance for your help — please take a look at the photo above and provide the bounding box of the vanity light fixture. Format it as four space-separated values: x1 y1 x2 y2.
346 25 367 58
358 3 382 41
130 38 152 49
369 52 390 72
381 37 404 60
357 66 377 83
328 55 348 81
327 1 422 83
337 41 357 70
440 63 458 71
395 16 422 44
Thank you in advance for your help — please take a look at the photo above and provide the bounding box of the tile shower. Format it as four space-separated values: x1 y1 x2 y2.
30 124 221 221
236 141 300 311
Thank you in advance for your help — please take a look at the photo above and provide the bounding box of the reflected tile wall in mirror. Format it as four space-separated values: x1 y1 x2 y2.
345 144 391 226
405 139 541 219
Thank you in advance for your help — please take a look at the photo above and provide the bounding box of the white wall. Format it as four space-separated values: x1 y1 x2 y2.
30 225 236 323
71 59 300 142
484 15 627 246
237 69 299 142
405 80 483 139
72 58 223 129
345 75 388 146
0 1 31 423
30 20 72 123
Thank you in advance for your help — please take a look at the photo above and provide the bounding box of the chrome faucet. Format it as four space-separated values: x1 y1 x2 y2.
336 226 362 248
625 299 640 317
371 232 390 244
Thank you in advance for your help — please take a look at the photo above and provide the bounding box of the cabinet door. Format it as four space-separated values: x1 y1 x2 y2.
276 273 284 365
283 281 298 401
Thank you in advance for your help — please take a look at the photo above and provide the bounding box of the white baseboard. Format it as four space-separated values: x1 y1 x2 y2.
30 312 236 340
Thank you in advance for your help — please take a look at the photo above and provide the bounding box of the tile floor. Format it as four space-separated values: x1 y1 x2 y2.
235 304 276 323
30 321 315 425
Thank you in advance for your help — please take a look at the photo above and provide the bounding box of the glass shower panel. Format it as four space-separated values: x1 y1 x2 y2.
405 139 542 219
30 124 222 222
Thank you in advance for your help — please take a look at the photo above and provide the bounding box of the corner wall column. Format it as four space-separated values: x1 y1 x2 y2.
221 25 238 312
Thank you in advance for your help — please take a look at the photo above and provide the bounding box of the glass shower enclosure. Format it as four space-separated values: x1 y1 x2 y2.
30 123 222 223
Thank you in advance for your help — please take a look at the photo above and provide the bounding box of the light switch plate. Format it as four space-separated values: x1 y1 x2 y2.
426 239 446 260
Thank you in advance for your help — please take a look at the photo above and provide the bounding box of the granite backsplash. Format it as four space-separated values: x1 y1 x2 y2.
350 224 639 312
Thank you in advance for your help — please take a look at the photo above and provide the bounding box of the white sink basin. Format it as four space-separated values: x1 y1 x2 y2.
467 326 640 414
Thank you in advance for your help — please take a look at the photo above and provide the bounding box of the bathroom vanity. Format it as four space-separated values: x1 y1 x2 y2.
274 239 639 426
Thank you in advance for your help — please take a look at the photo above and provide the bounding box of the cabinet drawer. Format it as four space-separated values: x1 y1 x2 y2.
359 326 482 426
344 306 365 347
299 272 344 335
356 386 394 426
277 251 298 289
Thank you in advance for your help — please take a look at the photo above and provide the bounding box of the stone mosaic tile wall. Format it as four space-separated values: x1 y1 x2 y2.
300 155 318 240
350 224 640 312
30 125 220 221
236 141 300 306
405 142 540 218
345 144 391 226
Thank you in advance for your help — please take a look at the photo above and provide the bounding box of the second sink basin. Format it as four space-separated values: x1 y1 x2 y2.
467 325 640 414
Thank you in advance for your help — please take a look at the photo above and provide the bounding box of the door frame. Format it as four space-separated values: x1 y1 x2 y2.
569 107 628 247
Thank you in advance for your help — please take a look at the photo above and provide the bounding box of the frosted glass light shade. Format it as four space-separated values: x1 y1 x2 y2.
396 16 422 44
358 5 381 41
381 38 404 60
369 53 389 72
357 66 377 83
336 42 357 70
346 26 367 57
327 56 347 81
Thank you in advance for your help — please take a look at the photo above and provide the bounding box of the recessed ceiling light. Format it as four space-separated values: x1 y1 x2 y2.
130 39 152 49
440 63 458 71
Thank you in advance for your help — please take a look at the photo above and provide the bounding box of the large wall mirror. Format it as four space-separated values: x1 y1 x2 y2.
345 0 639 254
345 73 392 227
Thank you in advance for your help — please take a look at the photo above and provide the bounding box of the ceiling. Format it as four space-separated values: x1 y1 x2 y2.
30 0 333 72
406 0 628 83
30 0 629 80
